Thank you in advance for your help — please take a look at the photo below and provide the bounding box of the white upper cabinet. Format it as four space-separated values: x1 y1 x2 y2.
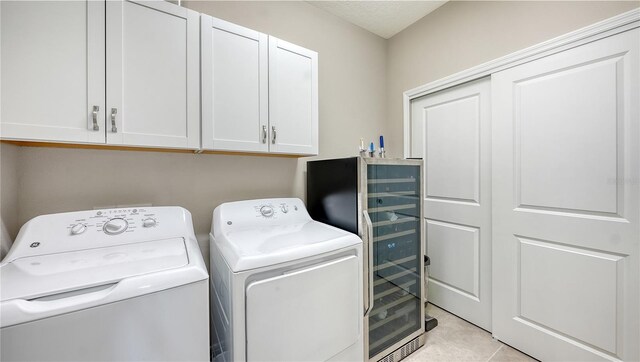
201 16 268 153
1 0 199 149
0 1 105 144
201 18 318 156
106 1 200 149
268 36 318 155
2 2 317 155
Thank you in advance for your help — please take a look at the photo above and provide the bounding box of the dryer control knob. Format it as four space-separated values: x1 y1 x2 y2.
142 218 157 228
70 224 86 235
260 206 274 217
281 204 289 213
103 218 128 235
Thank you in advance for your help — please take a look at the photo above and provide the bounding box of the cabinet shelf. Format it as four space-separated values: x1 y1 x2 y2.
368 191 418 198
373 267 417 287
371 293 415 316
374 279 416 299
369 319 416 351
372 216 418 227
369 302 417 331
367 177 417 184
369 195 420 204
368 204 416 213
374 255 416 272
373 229 416 242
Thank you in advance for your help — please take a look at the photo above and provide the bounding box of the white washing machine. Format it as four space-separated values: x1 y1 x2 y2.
209 198 364 362
0 206 209 361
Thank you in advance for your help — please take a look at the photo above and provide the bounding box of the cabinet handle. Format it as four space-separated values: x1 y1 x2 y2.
262 125 267 144
92 106 100 131
110 108 118 133
271 126 276 144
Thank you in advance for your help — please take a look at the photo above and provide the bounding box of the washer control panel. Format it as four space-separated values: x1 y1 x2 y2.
4 206 192 262
64 208 160 237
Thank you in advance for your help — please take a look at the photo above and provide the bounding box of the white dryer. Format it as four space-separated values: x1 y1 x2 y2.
0 207 209 361
209 198 363 362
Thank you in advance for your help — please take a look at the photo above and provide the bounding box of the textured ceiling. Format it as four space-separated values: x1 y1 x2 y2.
308 1 447 39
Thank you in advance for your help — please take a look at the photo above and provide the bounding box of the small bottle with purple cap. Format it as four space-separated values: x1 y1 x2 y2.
378 135 386 158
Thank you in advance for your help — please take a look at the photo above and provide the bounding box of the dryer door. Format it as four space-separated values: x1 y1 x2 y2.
246 255 360 361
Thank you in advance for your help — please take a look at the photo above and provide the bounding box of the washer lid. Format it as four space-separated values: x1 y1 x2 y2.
215 220 362 272
0 237 188 302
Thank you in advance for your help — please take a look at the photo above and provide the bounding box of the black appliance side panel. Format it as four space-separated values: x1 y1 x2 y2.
306 157 359 235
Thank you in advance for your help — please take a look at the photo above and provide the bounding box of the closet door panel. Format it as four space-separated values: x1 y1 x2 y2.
415 78 492 331
492 28 639 361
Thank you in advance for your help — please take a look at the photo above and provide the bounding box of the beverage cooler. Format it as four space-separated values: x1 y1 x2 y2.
307 157 425 362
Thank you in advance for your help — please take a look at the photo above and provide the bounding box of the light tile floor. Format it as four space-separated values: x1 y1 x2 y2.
404 304 538 362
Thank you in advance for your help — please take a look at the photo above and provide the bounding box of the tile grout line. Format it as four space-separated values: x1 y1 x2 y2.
485 344 504 362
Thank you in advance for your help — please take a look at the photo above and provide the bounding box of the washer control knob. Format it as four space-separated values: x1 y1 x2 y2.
260 206 274 217
70 224 86 235
281 204 289 213
142 218 157 228
103 218 128 235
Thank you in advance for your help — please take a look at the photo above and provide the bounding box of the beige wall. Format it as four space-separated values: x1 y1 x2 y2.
16 148 298 255
386 1 639 156
0 143 19 259
1 1 388 260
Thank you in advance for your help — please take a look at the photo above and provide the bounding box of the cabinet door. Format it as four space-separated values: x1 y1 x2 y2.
0 1 105 144
268 36 318 155
201 16 268 153
492 29 639 361
106 0 199 149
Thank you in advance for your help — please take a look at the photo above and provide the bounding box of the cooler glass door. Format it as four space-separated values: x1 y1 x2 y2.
366 163 422 358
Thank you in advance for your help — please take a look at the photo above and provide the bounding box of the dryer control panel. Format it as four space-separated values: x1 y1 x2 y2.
3 207 193 263
254 201 300 219
213 198 311 237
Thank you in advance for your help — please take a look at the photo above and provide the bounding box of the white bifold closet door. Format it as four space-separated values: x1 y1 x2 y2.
492 28 639 361
415 78 492 331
